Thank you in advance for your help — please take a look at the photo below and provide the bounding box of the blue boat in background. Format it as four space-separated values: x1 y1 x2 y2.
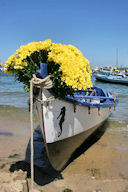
95 73 128 85
98 68 113 75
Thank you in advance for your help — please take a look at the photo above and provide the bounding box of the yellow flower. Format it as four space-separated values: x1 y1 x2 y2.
4 70 13 74
14 65 23 69
4 39 93 94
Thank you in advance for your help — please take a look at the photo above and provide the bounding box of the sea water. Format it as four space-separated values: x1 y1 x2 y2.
0 72 128 124
0 72 29 108
0 71 128 169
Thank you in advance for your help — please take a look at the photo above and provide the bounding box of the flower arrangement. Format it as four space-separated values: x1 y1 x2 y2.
4 39 93 98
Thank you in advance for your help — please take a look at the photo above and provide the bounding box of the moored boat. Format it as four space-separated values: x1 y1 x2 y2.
95 73 128 85
32 66 118 171
98 66 114 75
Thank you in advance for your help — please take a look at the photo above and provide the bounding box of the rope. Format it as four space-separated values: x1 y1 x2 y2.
32 74 53 89
30 74 54 192
36 96 55 104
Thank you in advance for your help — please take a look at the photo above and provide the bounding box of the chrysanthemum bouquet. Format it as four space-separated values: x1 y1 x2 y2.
4 39 93 98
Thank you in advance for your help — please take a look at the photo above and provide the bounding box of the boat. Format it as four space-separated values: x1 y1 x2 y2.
32 64 118 171
0 66 5 73
124 68 128 76
98 66 114 75
95 73 128 85
0 66 2 73
92 67 98 74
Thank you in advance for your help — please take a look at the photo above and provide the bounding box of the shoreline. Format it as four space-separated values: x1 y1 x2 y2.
0 108 128 191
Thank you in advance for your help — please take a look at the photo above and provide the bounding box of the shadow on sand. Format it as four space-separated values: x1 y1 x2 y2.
9 122 108 186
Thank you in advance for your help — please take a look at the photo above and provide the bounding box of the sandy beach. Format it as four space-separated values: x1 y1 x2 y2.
0 108 128 192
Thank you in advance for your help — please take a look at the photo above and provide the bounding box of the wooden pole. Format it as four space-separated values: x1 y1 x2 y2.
30 80 34 192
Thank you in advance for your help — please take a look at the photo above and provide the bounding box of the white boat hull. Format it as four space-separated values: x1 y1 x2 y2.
36 89 111 170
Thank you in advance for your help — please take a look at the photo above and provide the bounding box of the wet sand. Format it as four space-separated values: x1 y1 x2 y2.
0 109 128 192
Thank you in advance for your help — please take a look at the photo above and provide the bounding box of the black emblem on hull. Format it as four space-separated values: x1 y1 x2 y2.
57 106 66 137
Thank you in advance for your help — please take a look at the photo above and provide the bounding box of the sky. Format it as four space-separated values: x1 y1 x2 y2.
0 0 128 68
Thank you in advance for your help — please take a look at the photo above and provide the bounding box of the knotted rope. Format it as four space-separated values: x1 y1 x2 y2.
30 74 54 192
32 74 53 89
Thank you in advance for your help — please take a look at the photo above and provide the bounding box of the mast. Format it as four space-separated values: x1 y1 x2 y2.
116 48 118 69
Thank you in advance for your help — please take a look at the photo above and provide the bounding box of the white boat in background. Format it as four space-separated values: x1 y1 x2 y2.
92 67 98 73
95 73 128 85
98 66 114 75
0 67 6 72
34 81 118 171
